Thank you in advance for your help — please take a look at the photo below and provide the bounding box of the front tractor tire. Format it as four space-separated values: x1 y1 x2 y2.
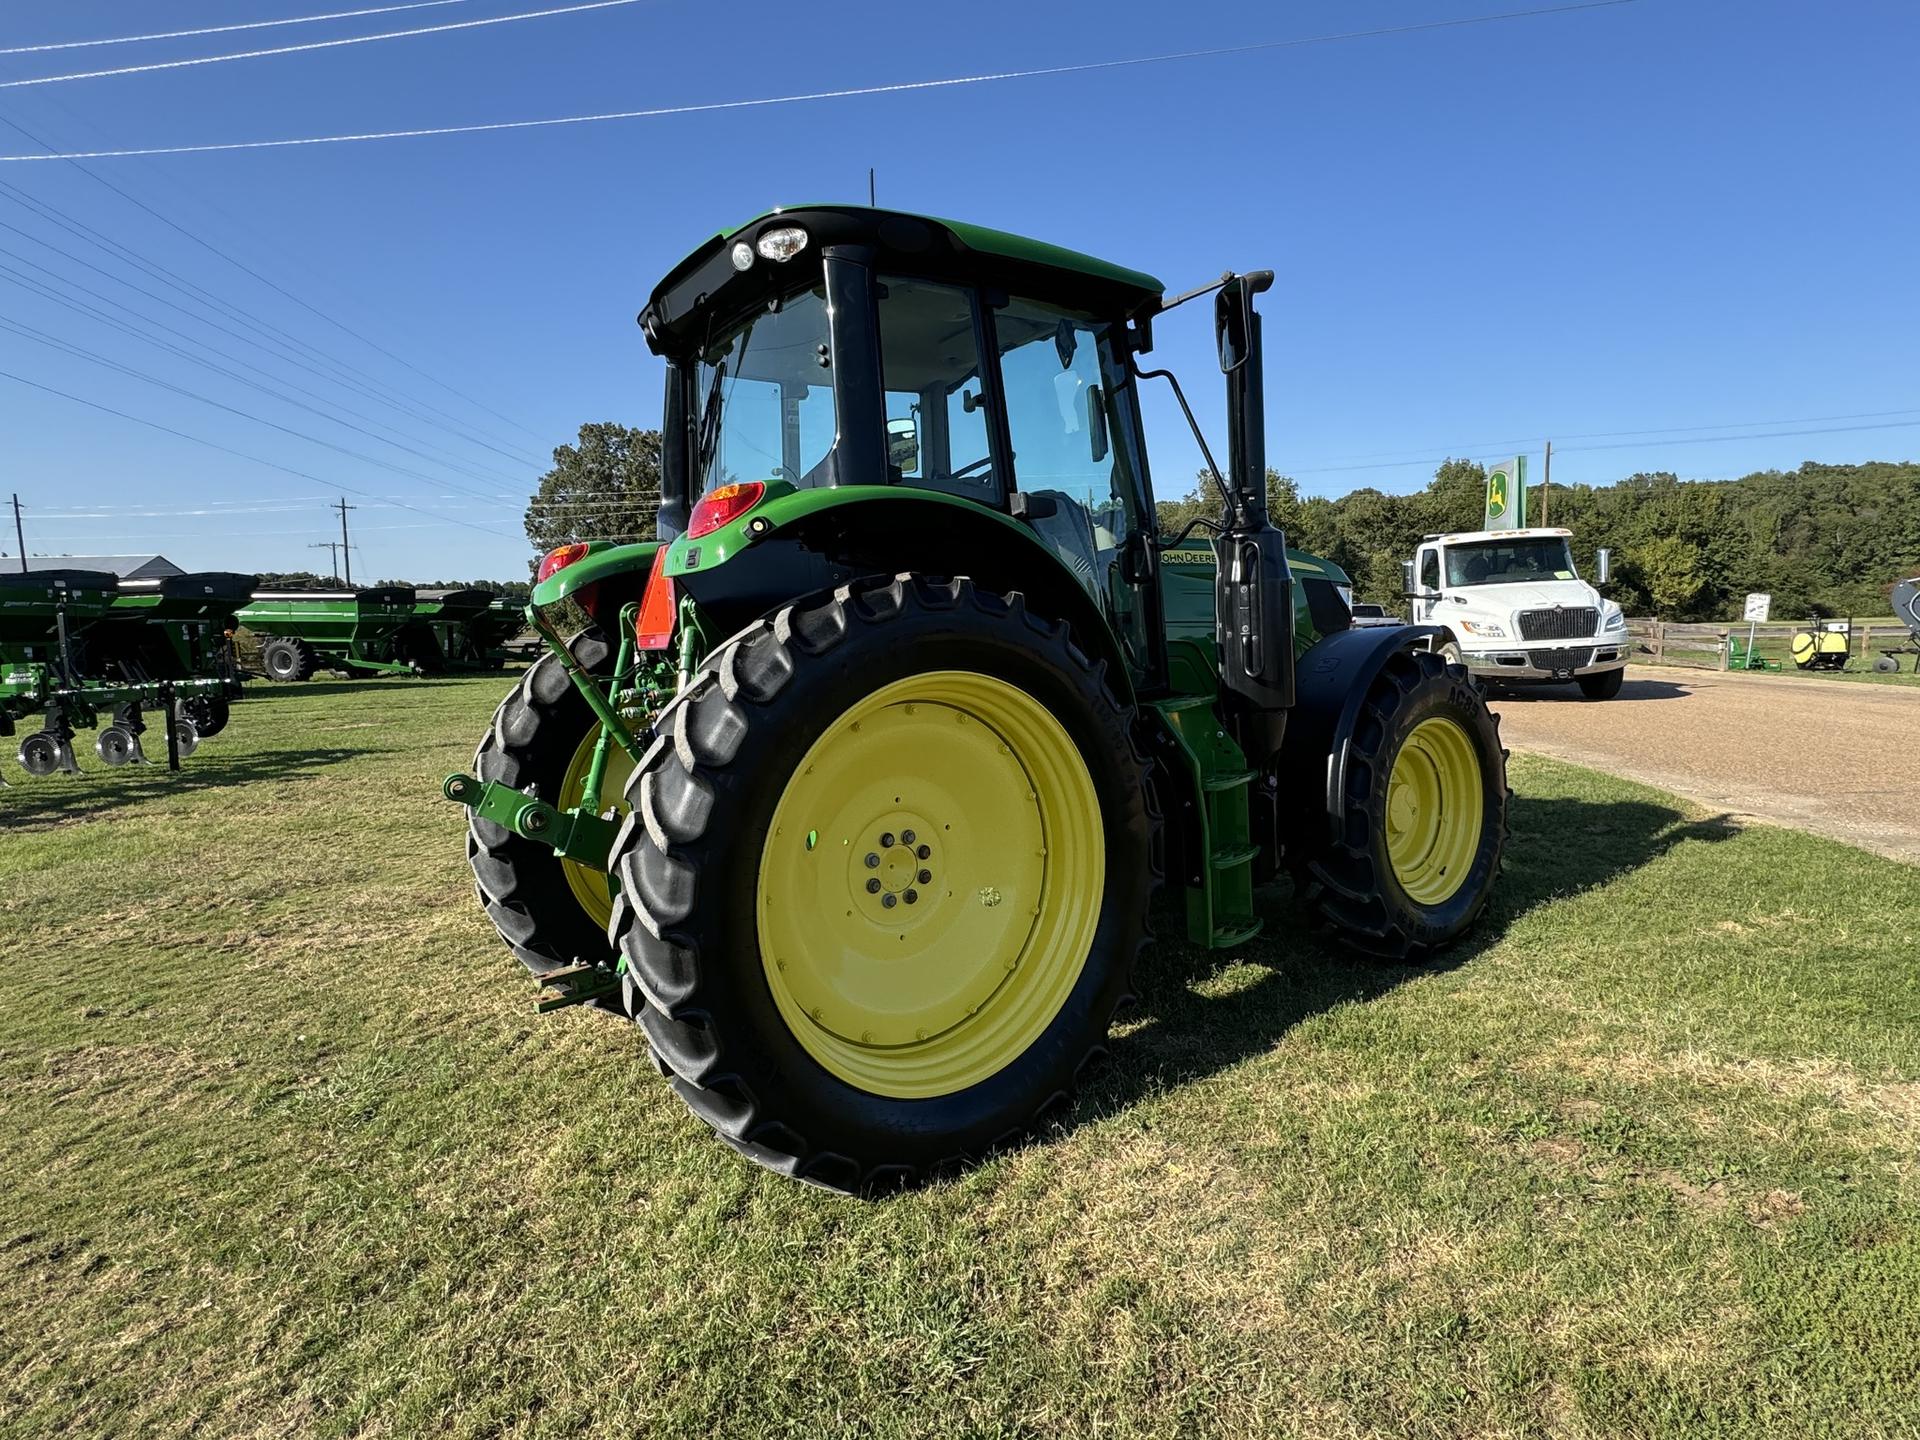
609 575 1154 1193
466 627 632 981
1301 648 1508 963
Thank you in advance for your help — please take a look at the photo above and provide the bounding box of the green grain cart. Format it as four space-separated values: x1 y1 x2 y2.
445 207 1509 1190
398 588 514 672
239 585 420 681
1 569 233 779
88 571 253 736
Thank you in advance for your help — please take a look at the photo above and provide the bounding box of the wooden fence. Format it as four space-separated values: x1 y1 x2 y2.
1626 617 1912 670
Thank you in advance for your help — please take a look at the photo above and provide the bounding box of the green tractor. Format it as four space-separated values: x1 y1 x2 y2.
446 207 1508 1190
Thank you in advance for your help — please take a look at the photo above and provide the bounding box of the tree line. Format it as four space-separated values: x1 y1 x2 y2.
520 421 1918 621
1156 459 1920 620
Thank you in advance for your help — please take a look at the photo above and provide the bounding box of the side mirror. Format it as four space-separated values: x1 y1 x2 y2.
886 417 919 474
1595 547 1613 585
1401 560 1416 594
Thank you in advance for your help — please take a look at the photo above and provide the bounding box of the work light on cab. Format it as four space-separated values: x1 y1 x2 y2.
537 542 591 582
687 481 765 539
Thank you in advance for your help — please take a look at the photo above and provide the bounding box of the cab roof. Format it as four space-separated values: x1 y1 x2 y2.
641 205 1166 353
1424 527 1574 545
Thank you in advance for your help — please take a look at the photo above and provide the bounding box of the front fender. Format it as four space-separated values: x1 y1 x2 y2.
1277 623 1446 842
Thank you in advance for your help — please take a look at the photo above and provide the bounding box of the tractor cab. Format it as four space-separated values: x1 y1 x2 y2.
639 206 1178 687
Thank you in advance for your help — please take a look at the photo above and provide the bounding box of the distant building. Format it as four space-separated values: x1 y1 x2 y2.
8 554 186 579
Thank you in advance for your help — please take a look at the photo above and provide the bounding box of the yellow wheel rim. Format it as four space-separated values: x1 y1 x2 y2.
1384 715 1484 907
557 724 635 931
757 671 1104 1100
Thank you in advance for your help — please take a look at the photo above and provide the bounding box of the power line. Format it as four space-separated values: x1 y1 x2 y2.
0 255 532 493
0 109 546 450
0 2 480 55
0 1 1642 160
0 368 523 541
0 317 534 522
0 186 542 467
0 0 648 90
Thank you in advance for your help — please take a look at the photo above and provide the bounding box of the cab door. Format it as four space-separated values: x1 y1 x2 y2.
1413 545 1443 623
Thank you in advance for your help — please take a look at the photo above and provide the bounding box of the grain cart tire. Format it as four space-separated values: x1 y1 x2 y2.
260 637 310 682
1576 667 1625 700
466 627 628 980
608 575 1154 1193
1296 646 1508 964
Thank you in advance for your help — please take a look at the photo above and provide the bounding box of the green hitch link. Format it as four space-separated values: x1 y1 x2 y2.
443 772 619 872
535 963 622 1014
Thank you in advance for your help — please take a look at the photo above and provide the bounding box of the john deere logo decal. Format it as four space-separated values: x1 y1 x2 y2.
1487 470 1509 518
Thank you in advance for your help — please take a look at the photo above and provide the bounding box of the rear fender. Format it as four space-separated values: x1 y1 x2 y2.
531 540 662 629
1276 624 1446 843
667 488 1135 703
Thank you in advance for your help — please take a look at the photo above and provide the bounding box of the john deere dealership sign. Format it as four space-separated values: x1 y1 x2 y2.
1485 456 1528 531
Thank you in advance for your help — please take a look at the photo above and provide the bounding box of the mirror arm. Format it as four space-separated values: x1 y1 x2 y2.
1157 515 1223 550
1131 359 1248 532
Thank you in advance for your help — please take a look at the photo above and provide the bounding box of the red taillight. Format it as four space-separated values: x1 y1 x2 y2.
537 542 591 583
687 481 765 540
635 545 675 651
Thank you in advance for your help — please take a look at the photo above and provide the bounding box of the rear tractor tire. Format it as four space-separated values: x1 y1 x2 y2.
260 637 314 683
466 627 632 981
608 575 1156 1193
1300 648 1508 963
1577 667 1625 700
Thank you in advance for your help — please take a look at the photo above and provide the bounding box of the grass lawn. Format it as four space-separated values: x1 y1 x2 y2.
4 676 1917 1439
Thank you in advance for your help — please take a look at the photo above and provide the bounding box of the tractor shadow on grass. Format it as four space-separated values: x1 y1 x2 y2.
0 746 377 832
1069 793 1742 1130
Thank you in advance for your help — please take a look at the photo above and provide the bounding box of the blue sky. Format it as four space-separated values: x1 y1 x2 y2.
0 0 1913 580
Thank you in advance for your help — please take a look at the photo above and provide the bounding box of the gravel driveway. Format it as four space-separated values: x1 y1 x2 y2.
1488 665 1920 863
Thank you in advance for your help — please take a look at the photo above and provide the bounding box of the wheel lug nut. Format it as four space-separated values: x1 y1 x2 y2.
882 893 897 909
879 831 895 848
901 829 916 845
916 844 930 859
904 889 918 904
864 853 880 868
866 877 881 893
918 869 931 884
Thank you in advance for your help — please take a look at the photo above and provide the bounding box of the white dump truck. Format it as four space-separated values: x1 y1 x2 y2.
1403 527 1628 698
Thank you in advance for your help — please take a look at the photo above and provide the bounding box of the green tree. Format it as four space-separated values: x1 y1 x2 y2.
1632 534 1708 615
524 423 662 554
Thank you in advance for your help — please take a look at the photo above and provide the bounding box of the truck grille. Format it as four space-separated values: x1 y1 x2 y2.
1530 647 1593 672
1517 606 1598 641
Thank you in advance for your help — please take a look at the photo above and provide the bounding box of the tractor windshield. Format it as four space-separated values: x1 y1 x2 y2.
1444 536 1576 587
694 287 837 494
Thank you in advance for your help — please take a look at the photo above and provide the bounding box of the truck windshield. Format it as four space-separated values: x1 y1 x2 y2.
1444 537 1575 587
694 287 837 494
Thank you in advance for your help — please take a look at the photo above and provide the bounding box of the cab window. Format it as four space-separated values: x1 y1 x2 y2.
875 278 996 501
1418 548 1441 591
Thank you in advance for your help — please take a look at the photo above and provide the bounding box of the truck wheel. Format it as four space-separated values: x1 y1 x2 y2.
260 637 312 682
1577 667 1625 699
1301 648 1507 963
466 627 631 979
609 575 1154 1192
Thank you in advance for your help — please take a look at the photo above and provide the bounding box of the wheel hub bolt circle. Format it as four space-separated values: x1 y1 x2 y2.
900 829 916 845
918 869 932 884
882 893 897 909
879 832 895 848
864 853 880 868
866 877 881 894
904 889 918 904
916 844 931 860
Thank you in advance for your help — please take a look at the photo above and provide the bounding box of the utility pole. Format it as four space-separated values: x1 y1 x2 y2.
868 167 876 206
334 497 356 586
309 541 344 583
10 493 26 574
1541 440 1552 526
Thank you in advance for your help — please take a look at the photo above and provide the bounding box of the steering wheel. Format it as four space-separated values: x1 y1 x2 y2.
951 455 993 483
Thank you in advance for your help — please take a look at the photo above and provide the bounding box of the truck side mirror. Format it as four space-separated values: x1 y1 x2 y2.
1401 560 1416 594
1595 547 1612 585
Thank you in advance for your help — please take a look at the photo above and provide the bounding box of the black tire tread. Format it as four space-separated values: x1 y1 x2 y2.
608 573 1158 1194
1299 648 1510 964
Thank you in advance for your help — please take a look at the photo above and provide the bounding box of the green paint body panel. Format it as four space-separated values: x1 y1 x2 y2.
238 587 419 673
1157 544 1352 660
710 205 1164 303
0 570 118 649
531 541 661 607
